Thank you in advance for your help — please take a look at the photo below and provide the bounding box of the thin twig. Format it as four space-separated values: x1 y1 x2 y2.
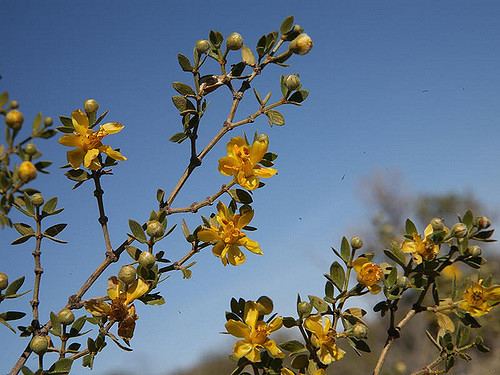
92 172 114 257
31 206 43 326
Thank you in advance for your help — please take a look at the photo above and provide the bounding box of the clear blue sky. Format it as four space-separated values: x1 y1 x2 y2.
1 1 500 374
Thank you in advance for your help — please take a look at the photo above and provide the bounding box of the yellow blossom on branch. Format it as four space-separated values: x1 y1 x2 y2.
401 224 440 264
218 134 277 191
304 315 345 365
84 276 148 340
225 301 284 362
59 109 126 170
441 264 462 279
458 280 500 317
353 256 383 294
197 201 262 266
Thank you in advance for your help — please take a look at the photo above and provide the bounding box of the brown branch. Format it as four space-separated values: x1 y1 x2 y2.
31 206 43 326
92 172 114 258
372 309 416 375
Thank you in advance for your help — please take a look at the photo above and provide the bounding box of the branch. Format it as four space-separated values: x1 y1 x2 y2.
31 206 43 327
92 171 114 258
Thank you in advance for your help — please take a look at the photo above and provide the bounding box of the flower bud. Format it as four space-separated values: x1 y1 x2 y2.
226 32 244 51
0 272 8 290
25 143 38 156
58 308 75 325
138 251 156 269
118 265 137 284
396 276 409 289
195 39 210 54
466 245 482 257
452 223 468 238
297 301 312 318
44 117 53 127
18 161 37 182
476 216 491 230
146 220 164 238
289 33 313 55
31 193 44 207
30 335 49 354
5 110 24 130
430 217 445 231
352 323 368 339
284 74 301 91
9 100 19 109
84 99 99 114
351 236 363 250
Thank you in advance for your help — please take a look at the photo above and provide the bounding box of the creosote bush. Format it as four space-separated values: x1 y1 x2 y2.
0 15 497 375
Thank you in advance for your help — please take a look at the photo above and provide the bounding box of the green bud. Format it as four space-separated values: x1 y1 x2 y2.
31 193 44 206
289 33 313 55
452 223 468 238
352 323 368 339
297 301 312 318
146 220 164 238
396 276 409 289
25 143 38 156
44 117 53 127
138 251 156 269
0 272 8 290
466 245 482 257
58 308 75 325
284 74 301 91
118 265 137 284
30 335 49 354
195 39 210 54
9 100 19 109
430 217 445 231
5 110 24 130
84 99 99 114
476 216 491 230
351 236 363 250
226 32 244 51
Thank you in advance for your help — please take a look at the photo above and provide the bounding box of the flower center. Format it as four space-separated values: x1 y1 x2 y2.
221 222 245 244
250 322 269 345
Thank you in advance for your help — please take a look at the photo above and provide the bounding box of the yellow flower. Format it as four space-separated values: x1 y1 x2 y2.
85 276 148 340
441 264 462 279
458 280 500 317
59 109 126 170
197 201 262 266
401 224 440 264
218 135 277 191
281 369 296 375
304 315 345 365
225 301 284 362
353 256 383 294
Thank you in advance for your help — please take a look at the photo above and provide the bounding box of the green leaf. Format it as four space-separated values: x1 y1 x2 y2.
44 223 67 237
280 340 305 353
59 116 73 128
21 367 35 375
230 62 246 77
0 92 9 108
128 219 146 243
42 197 58 214
50 311 61 337
172 82 195 96
241 46 256 65
177 54 193 72
265 110 285 126
256 35 267 58
5 277 25 296
384 267 397 288
126 246 141 261
405 219 418 235
280 16 294 35
11 235 34 245
330 261 345 291
229 189 253 204
308 295 328 313
350 338 371 352
325 281 335 300
340 236 350 263
209 30 223 48
462 210 473 228
288 90 309 104
256 296 273 314
65 169 90 182
169 132 188 144
47 358 73 374
13 223 34 236
0 311 26 321
69 316 86 336
172 96 195 112
32 113 42 134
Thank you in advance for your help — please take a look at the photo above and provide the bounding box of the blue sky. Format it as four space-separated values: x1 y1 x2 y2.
1 1 500 374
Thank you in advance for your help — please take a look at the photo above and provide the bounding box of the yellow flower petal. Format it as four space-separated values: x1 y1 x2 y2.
240 237 263 255
100 145 127 161
197 229 220 243
59 134 82 147
233 340 253 359
264 339 284 358
218 156 240 176
227 245 246 266
84 300 111 317
226 137 247 156
71 110 89 134
253 166 277 178
67 149 85 169
424 224 434 238
244 302 260 328
245 346 261 362
304 315 323 337
107 277 121 300
84 148 100 168
101 122 124 134
237 208 254 229
267 316 283 333
225 320 251 338
249 134 269 164
125 278 149 305
352 257 369 272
